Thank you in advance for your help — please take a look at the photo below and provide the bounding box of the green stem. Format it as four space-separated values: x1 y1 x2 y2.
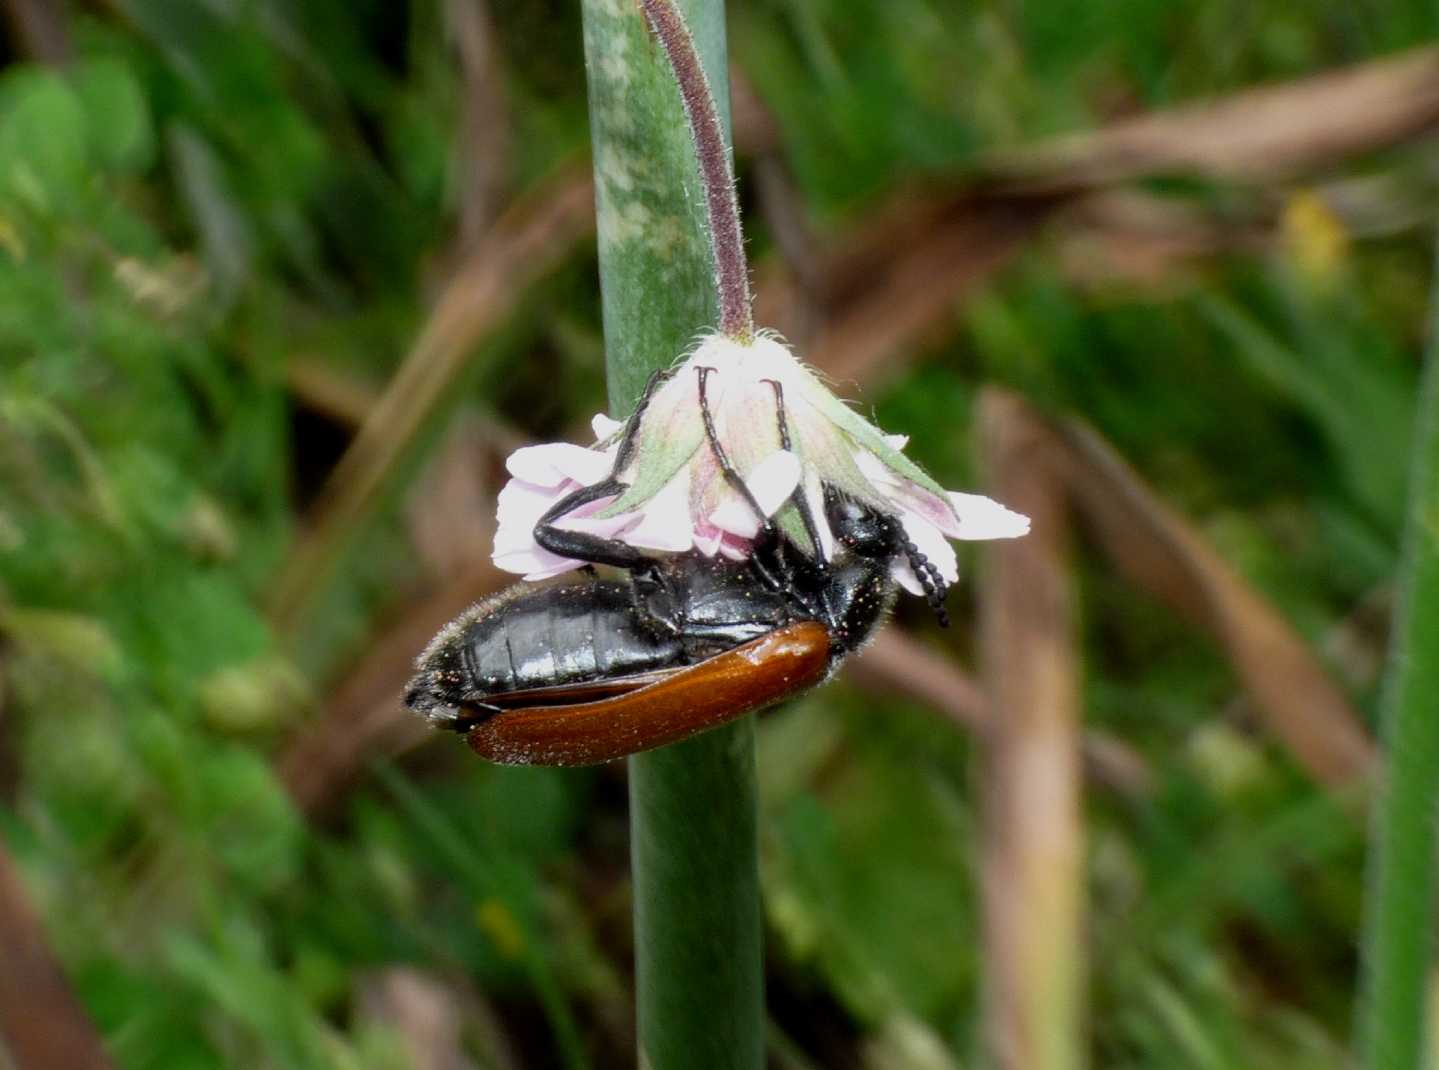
579 0 764 1067
637 0 753 341
629 727 763 1070
1358 233 1439 1070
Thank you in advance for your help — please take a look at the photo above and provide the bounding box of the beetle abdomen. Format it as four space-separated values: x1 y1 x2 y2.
405 578 690 728
465 580 683 695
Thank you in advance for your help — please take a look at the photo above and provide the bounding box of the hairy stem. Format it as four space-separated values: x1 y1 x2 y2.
1357 231 1439 1069
579 1 764 1067
638 0 753 342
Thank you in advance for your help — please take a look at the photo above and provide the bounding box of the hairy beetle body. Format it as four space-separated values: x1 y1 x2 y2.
405 399 921 765
405 546 894 741
425 578 682 713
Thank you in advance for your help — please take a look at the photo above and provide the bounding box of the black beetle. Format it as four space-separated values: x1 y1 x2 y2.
405 365 952 765
404 491 906 765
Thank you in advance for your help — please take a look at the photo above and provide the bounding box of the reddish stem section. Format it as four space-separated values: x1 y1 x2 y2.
639 0 753 341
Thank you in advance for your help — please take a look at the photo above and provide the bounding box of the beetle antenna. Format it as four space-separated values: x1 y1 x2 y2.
890 520 950 628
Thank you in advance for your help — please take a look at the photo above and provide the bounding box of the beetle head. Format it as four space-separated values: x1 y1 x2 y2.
823 485 897 560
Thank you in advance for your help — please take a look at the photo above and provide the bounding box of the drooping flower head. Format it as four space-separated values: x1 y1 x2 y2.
494 332 1028 599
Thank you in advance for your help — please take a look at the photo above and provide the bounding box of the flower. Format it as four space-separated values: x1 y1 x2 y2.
492 332 1029 594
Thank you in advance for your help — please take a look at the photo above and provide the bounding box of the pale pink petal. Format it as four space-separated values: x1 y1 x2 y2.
693 521 726 557
889 559 925 596
852 449 977 538
591 413 625 440
890 480 966 539
521 561 587 582
803 473 835 561
492 475 626 578
709 500 762 539
747 451 803 514
709 451 801 537
853 448 904 492
717 533 752 561
689 448 726 520
552 511 635 538
505 442 613 487
622 469 696 552
948 492 1031 539
492 543 582 581
712 375 784 475
899 511 959 585
493 487 587 577
491 523 544 556
493 479 572 552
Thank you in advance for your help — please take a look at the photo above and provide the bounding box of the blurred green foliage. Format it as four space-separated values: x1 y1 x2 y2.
0 0 1429 1066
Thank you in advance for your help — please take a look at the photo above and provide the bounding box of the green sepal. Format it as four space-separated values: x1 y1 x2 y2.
595 420 704 517
796 365 953 501
775 502 816 557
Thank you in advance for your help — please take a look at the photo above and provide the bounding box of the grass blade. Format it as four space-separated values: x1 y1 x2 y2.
1357 233 1439 1069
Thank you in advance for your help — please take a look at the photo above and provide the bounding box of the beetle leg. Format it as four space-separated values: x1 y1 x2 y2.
611 367 669 474
695 367 789 593
533 478 653 569
696 366 777 536
628 563 684 638
531 369 673 572
762 378 825 562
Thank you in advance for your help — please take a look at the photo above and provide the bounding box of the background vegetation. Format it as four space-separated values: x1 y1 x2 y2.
0 0 1432 1066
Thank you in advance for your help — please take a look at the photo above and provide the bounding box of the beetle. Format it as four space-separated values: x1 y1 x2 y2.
405 365 953 765
405 490 907 765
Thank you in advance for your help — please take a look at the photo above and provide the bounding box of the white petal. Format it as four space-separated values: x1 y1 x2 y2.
948 492 1031 539
803 473 835 561
693 522 726 557
622 469 695 552
883 433 909 450
709 451 801 537
853 447 903 491
492 543 581 580
900 511 959 585
591 413 625 440
748 451 803 514
888 480 967 538
522 560 587 582
492 520 543 555
889 559 926 596
553 511 635 538
493 478 570 546
505 442 613 487
717 534 752 561
492 475 627 570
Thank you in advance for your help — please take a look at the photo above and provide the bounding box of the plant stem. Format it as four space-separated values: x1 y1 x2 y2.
629 728 763 1070
1358 231 1439 1070
579 1 764 1067
638 0 752 342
